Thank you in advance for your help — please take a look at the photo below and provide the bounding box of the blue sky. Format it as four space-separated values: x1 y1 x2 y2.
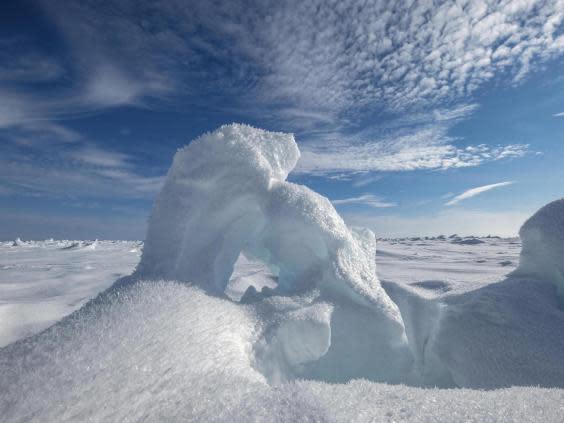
1 0 563 239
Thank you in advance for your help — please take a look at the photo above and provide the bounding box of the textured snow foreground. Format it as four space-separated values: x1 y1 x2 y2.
1 125 564 422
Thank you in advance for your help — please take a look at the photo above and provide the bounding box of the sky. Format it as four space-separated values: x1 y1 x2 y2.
0 0 563 240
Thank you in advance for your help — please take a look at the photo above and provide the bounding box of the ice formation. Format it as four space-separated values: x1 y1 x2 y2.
137 124 400 318
11 237 24 247
136 124 411 381
515 198 564 301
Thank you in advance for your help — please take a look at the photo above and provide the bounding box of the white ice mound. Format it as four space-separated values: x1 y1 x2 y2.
516 198 564 300
135 123 409 382
136 123 402 325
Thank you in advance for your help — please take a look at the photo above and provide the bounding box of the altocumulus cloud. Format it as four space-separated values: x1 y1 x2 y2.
36 0 564 119
1 0 562 196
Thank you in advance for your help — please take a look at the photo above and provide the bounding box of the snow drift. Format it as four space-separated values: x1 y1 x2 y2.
3 280 563 422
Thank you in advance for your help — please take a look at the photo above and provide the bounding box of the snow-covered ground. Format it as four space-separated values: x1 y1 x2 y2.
0 236 520 349
2 237 564 422
376 236 521 295
0 239 141 347
2 125 563 422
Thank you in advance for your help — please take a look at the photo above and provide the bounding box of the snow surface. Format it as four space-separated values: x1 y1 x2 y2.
1 237 563 421
516 198 564 301
0 239 140 347
1 125 564 422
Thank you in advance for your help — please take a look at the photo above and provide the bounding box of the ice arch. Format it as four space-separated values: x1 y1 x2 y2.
136 124 402 324
135 124 411 382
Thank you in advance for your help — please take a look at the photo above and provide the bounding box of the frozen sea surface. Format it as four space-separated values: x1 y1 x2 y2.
1 238 563 422
0 236 521 348
0 240 141 347
376 236 521 296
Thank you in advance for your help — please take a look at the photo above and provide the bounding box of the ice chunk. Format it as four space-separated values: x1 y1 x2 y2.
254 300 333 383
12 238 24 247
515 198 564 300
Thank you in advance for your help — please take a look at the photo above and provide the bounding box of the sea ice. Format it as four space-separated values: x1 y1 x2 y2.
515 198 564 300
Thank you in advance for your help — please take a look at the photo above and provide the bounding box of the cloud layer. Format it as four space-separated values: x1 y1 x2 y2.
296 105 529 174
33 0 564 121
1 0 562 214
0 123 164 200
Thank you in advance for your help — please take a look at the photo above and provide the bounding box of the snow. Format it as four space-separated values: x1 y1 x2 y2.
2 277 563 422
0 239 140 347
516 198 564 300
1 125 564 421
1 237 563 421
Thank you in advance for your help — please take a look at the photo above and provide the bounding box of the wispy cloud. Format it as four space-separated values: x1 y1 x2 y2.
352 175 383 188
0 39 64 83
296 119 528 175
67 146 130 168
332 194 396 208
554 112 564 117
445 181 515 206
1 0 560 191
1 121 164 200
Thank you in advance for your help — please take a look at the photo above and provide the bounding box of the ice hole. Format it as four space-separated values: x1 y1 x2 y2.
225 252 278 302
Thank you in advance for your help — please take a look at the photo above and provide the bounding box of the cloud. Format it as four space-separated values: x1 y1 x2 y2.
32 0 564 125
292 102 530 175
445 181 515 206
0 121 164 200
0 0 558 193
554 112 564 117
83 64 171 108
332 194 396 208
296 124 528 175
245 0 564 117
0 155 164 200
0 39 64 83
352 175 383 188
67 146 130 168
